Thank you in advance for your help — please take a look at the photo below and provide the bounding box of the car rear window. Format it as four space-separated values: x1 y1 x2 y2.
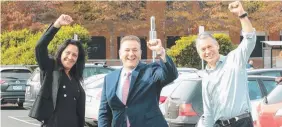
248 80 263 100
1 69 31 79
170 79 203 115
170 80 201 100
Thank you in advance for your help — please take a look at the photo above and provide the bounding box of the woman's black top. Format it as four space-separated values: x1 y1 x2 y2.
45 71 81 127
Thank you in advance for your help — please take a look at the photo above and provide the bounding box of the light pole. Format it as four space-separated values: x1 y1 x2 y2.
149 16 157 62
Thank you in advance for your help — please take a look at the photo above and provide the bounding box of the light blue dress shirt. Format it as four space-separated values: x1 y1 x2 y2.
201 30 257 127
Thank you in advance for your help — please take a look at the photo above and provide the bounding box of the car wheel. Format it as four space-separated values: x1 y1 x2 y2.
18 102 23 107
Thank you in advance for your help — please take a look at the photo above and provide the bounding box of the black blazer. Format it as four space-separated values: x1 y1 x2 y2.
28 24 86 127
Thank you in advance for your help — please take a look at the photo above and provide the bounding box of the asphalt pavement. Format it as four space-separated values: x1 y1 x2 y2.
1 104 41 127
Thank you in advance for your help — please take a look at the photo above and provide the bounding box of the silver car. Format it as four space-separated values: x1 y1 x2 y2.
164 75 277 127
1 65 32 107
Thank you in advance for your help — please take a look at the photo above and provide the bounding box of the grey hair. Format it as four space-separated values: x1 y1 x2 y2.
120 35 141 49
195 32 218 50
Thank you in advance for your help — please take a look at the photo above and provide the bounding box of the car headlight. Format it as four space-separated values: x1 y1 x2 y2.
275 108 282 116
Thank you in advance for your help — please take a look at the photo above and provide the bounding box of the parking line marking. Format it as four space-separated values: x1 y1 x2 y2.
8 116 40 126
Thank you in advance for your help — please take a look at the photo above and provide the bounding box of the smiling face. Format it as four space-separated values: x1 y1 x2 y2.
197 37 220 66
119 40 142 70
60 44 79 71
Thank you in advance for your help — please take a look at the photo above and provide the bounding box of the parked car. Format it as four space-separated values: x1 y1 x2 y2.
256 83 282 127
1 65 32 107
160 68 198 105
159 71 200 115
23 64 116 109
23 67 40 109
248 68 282 77
84 74 106 127
163 75 277 127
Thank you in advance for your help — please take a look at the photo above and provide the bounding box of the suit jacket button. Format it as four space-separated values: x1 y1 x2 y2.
64 94 67 97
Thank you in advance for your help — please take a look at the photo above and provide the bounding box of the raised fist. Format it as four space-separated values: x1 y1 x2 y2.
54 14 73 28
228 1 245 16
147 39 163 52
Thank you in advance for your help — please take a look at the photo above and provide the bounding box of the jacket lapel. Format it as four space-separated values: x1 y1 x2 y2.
52 70 60 109
108 69 124 105
127 62 144 103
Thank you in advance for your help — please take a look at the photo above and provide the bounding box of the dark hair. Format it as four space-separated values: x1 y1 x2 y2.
55 39 85 81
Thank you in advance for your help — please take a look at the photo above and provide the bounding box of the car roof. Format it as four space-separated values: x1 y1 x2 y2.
247 68 282 74
247 75 277 79
177 68 198 71
0 65 31 71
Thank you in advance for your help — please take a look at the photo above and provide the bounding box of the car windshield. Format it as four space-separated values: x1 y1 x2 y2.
1 69 31 79
83 66 115 78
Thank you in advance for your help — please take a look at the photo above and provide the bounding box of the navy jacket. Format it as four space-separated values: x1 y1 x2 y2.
98 56 178 127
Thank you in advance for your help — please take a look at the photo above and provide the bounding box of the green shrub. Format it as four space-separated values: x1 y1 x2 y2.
1 24 90 65
167 33 237 69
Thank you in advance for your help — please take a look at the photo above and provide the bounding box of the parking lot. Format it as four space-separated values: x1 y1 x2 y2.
1 104 41 127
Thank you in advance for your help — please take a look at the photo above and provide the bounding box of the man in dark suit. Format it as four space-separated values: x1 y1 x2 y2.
98 35 178 127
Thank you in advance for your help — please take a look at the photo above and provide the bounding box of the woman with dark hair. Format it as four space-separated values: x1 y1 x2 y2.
29 14 86 127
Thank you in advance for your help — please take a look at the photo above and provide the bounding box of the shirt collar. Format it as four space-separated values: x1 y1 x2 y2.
121 67 136 77
205 55 226 71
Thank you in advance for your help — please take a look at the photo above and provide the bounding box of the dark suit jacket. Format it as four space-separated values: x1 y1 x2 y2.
28 24 85 127
98 56 178 127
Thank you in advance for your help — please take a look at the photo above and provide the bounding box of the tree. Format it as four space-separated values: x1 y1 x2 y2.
165 1 232 35
71 1 147 58
250 2 282 40
1 24 90 65
1 1 61 32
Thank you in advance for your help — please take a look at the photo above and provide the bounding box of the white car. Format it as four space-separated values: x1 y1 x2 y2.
84 74 106 127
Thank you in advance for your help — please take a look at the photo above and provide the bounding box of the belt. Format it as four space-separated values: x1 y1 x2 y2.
215 113 251 126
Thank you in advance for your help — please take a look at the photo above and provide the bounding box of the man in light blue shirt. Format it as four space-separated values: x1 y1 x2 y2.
197 1 256 127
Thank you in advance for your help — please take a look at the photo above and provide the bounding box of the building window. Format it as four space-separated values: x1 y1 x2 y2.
87 36 106 59
117 36 147 59
166 36 181 49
